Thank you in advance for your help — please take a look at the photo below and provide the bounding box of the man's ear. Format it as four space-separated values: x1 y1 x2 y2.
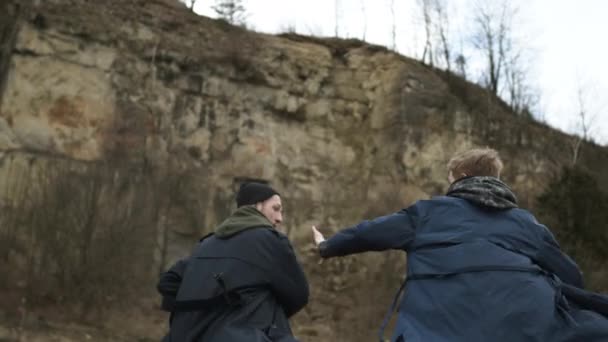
255 202 263 211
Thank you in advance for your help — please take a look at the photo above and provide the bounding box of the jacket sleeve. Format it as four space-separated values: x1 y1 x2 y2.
319 208 416 258
157 258 189 311
262 231 310 318
535 227 584 288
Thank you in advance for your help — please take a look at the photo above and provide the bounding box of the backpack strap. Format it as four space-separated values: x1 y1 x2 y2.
378 278 407 342
171 272 244 312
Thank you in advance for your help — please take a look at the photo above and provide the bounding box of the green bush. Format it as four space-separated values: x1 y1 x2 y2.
536 166 608 290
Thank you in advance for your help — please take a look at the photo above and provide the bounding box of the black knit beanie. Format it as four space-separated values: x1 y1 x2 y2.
236 182 280 207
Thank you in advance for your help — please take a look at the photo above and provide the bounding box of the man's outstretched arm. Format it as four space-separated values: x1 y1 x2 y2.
313 209 417 258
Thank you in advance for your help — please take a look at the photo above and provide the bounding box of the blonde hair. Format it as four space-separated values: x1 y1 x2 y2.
447 148 503 179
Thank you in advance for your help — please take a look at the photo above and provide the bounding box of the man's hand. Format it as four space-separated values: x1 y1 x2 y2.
311 225 326 247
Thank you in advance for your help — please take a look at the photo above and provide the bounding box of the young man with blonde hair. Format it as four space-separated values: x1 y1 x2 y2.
447 147 503 180
312 147 608 342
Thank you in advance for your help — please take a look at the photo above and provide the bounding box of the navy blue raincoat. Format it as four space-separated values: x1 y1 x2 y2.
319 178 608 342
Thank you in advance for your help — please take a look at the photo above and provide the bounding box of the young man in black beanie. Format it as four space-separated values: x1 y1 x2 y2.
235 182 283 228
158 182 309 342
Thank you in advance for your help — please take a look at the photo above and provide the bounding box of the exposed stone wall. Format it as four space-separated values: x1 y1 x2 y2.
1 0 607 340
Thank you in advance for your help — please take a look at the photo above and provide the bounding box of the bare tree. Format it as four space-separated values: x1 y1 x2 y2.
390 0 397 50
187 0 197 11
471 0 514 96
432 0 451 72
279 23 297 34
304 23 324 36
571 84 594 165
419 0 434 65
213 0 247 26
454 36 467 79
455 54 467 79
334 0 341 37
504 51 539 116
361 0 367 41
415 0 452 71
470 0 541 118
4 157 158 312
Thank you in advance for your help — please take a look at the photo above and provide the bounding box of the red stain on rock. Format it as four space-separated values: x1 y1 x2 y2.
48 96 85 128
252 139 271 155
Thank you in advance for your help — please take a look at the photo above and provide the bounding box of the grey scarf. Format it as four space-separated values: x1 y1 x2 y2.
447 176 518 210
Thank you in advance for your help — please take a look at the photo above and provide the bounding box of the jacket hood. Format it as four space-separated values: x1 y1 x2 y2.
214 205 273 238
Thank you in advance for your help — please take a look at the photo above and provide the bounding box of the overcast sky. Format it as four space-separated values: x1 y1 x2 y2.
191 0 607 145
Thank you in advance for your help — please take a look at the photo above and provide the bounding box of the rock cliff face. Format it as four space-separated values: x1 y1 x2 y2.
1 0 607 340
